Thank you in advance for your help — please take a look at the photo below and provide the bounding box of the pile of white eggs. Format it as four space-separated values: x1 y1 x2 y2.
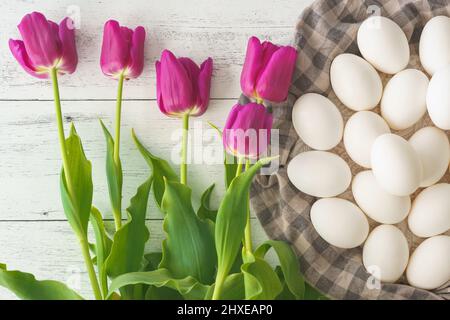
287 16 450 290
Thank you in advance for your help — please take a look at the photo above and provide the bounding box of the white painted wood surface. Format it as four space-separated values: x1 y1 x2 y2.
0 0 314 299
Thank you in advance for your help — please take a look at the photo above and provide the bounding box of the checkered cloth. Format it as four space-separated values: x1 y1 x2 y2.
250 0 450 300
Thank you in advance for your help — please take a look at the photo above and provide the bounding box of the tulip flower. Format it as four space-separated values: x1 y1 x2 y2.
156 50 213 118
100 20 146 80
240 36 297 103
9 12 78 196
9 12 77 79
215 102 273 298
9 12 102 300
222 103 273 160
100 20 146 231
156 49 213 185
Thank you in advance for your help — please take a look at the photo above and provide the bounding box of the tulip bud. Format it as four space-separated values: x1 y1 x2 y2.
223 103 273 159
156 50 213 117
100 20 146 80
9 12 78 79
240 36 297 103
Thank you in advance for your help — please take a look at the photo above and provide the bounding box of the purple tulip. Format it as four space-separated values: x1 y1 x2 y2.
9 12 78 79
156 50 213 117
240 36 297 103
100 20 146 80
223 103 273 159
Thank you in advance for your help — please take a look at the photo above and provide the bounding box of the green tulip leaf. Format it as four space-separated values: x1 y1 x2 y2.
0 264 83 300
197 184 217 222
254 240 305 299
215 157 277 288
225 154 239 188
145 285 184 300
90 206 113 298
241 257 283 300
229 247 244 274
305 283 329 300
107 269 209 300
60 124 93 239
132 129 178 209
207 121 238 188
143 252 163 272
100 120 123 222
160 179 216 285
141 252 183 300
274 266 296 300
208 121 238 188
106 176 152 279
205 273 246 300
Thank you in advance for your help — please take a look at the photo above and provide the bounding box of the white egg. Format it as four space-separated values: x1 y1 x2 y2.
408 184 450 238
352 171 411 224
427 65 450 130
363 225 409 283
381 69 429 130
357 16 410 74
419 16 450 76
371 134 422 196
287 151 351 198
344 111 390 168
409 127 450 187
292 93 344 150
311 198 369 249
407 235 450 290
330 54 383 111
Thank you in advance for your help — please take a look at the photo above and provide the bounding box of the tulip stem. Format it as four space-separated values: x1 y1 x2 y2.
180 113 189 185
114 74 124 165
113 73 125 230
51 68 102 300
51 68 74 198
80 237 103 300
235 158 243 178
243 159 253 259
212 273 225 300
212 158 245 300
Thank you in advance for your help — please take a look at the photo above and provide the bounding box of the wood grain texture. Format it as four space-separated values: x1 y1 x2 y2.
0 0 314 299
0 0 312 100
0 219 270 300
0 100 233 221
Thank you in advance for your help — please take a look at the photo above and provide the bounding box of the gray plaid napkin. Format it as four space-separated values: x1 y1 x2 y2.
250 0 450 300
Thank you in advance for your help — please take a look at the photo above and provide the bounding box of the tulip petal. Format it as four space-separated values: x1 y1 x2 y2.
120 26 133 44
178 57 200 93
155 60 167 114
223 103 272 159
240 36 263 98
18 12 62 69
195 57 213 116
223 104 240 135
260 41 279 69
126 26 146 79
261 112 274 155
256 46 297 102
9 39 48 79
159 50 196 115
222 104 241 156
100 20 130 78
178 57 200 114
58 18 78 74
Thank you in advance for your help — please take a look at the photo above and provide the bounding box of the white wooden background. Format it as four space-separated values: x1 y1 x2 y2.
0 0 314 299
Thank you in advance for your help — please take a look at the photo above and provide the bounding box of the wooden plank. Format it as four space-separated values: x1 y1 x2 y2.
0 0 313 100
0 99 269 220
0 219 271 300
0 0 315 301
